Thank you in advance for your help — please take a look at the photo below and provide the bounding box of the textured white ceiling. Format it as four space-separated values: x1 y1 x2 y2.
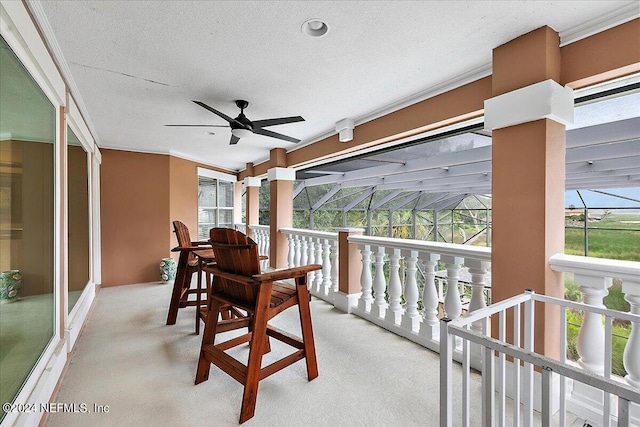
32 1 638 172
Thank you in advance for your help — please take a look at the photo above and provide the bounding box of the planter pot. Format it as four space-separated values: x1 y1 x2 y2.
0 270 22 303
159 258 177 283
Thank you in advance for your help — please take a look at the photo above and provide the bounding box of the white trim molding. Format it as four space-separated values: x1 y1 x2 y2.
267 167 296 182
243 177 262 187
196 166 237 182
484 79 574 131
66 94 95 153
0 0 65 106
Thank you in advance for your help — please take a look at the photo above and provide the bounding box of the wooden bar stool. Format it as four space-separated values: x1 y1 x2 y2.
166 221 214 333
195 228 322 423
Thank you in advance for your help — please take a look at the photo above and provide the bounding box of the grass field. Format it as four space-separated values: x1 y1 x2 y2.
565 213 640 261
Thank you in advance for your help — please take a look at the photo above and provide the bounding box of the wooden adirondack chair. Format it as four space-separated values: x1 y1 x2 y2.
195 228 322 423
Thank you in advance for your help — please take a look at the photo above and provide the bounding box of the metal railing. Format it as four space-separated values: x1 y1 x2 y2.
440 290 640 427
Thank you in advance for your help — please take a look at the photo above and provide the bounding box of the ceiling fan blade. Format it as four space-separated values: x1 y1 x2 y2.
252 116 305 128
164 124 229 127
253 127 301 143
229 135 240 145
192 100 237 124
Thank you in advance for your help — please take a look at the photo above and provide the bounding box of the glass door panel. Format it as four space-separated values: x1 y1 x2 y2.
67 128 89 313
0 35 56 421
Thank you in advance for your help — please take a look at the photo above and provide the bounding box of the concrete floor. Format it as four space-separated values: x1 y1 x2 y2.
45 281 486 427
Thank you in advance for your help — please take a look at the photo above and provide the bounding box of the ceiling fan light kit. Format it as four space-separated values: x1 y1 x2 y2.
231 128 253 138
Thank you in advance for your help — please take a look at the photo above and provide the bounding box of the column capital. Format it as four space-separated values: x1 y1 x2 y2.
267 167 296 182
336 227 365 233
484 79 574 131
243 176 262 187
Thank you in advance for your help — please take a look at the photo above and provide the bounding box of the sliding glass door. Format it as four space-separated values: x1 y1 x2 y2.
0 35 56 421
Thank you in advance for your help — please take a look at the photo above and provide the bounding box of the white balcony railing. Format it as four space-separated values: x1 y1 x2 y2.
252 225 640 424
549 253 640 424
247 224 270 270
279 228 339 304
347 235 491 353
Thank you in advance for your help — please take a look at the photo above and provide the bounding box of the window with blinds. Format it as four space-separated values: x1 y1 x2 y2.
197 175 234 240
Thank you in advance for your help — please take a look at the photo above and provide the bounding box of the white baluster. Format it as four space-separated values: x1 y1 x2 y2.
372 246 388 318
331 239 339 293
466 259 490 316
401 250 420 332
442 256 463 320
357 244 373 312
307 238 316 285
622 281 640 388
314 237 323 293
420 253 440 338
322 238 332 295
300 236 308 266
263 230 270 270
294 235 301 267
257 229 264 255
287 233 295 268
575 275 611 375
385 248 403 325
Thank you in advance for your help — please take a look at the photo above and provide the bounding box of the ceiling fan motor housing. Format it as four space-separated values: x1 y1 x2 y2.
233 112 254 131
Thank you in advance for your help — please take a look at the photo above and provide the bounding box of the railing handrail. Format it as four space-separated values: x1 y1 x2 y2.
444 321 640 404
280 227 339 240
452 290 640 327
348 234 491 261
549 253 640 282
248 224 270 231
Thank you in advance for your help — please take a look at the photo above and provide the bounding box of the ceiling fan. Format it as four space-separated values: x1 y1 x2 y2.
166 100 305 145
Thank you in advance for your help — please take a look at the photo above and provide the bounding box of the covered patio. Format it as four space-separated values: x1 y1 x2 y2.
1 1 639 426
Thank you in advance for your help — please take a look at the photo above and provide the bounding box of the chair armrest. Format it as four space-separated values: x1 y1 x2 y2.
191 241 212 246
193 249 215 261
171 245 206 253
252 264 322 282
204 266 257 286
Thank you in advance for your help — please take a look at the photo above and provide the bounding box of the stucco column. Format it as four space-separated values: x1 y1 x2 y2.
267 167 295 269
243 176 261 237
487 26 573 358
334 228 364 313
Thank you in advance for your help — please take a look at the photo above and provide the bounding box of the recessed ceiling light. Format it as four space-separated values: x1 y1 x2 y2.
302 19 329 38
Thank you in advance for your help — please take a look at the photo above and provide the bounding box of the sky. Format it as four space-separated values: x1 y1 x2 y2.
565 188 640 209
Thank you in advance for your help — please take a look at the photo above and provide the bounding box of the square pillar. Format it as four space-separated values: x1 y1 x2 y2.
243 176 261 237
267 167 295 269
334 228 364 313
487 26 573 358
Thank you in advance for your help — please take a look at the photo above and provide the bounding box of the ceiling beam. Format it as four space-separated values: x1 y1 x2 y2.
415 193 452 210
389 191 424 212
369 190 403 210
311 184 342 211
293 181 306 199
343 187 377 212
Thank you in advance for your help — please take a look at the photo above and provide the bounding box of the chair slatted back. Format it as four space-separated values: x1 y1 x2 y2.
173 220 195 264
209 228 262 305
